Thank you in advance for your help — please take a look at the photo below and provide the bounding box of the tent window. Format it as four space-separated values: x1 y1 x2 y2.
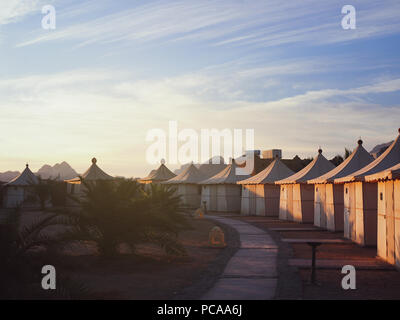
282 187 284 191
316 187 318 192
345 188 348 194
380 192 383 201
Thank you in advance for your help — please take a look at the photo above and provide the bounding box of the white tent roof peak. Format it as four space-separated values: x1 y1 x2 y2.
163 163 204 184
335 129 400 183
140 163 176 182
200 159 250 185
6 164 39 186
66 157 113 182
276 149 335 184
238 158 294 185
308 139 374 184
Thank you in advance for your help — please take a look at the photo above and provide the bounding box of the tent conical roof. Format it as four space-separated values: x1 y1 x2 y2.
365 163 400 182
276 149 335 184
335 129 400 183
6 164 39 186
140 163 176 182
163 163 205 184
197 163 227 179
308 140 374 184
237 158 294 185
66 158 113 182
200 160 250 185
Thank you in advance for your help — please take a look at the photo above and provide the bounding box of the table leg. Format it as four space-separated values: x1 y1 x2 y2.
311 244 317 284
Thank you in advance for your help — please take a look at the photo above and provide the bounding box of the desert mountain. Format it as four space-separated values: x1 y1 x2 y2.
36 161 78 180
0 171 20 183
370 141 394 159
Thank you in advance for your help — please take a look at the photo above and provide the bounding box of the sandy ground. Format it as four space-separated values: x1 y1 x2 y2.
60 218 237 299
5 208 239 300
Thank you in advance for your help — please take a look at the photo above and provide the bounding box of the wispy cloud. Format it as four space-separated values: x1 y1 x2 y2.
271 78 400 106
0 0 49 25
1 1 400 177
16 0 400 48
1 64 400 175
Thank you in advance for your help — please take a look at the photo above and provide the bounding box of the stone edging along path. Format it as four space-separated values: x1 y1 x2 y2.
202 216 278 300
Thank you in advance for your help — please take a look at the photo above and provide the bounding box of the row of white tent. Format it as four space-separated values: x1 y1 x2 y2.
2 129 400 267
1 158 114 209
156 129 400 268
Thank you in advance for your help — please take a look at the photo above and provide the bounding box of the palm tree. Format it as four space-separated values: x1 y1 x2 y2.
67 179 189 257
344 148 352 159
29 176 52 210
138 183 189 255
0 208 88 299
330 155 344 166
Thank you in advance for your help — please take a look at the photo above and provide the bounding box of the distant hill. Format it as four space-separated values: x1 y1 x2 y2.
0 171 20 183
370 141 393 159
36 161 78 180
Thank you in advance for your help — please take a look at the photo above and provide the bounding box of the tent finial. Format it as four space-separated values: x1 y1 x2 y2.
318 147 322 154
92 157 97 164
26 163 29 168
398 128 400 134
161 158 166 165
358 137 363 145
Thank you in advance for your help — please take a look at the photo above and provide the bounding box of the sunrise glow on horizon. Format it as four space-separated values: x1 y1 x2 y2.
1 0 400 177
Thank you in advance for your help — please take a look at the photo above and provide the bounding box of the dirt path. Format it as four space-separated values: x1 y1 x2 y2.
202 216 279 300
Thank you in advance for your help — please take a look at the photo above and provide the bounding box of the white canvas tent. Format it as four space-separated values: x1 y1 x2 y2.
197 162 227 179
276 149 335 223
200 160 250 213
238 158 294 216
365 163 400 267
163 163 204 208
335 129 400 246
139 161 176 184
65 158 114 196
308 140 374 231
3 164 39 208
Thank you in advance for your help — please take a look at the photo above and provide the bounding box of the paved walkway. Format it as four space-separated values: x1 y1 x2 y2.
202 216 278 300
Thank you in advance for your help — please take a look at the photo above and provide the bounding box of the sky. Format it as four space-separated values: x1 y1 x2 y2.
1 0 400 177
